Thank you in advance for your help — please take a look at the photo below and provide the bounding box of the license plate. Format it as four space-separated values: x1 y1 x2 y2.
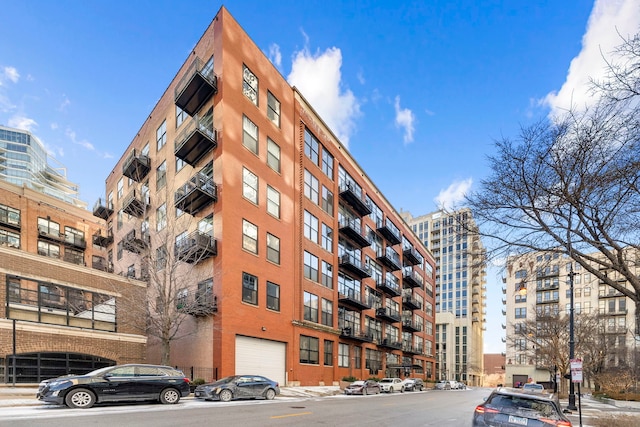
508 415 528 425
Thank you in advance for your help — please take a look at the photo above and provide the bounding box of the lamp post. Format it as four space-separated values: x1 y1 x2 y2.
567 265 577 411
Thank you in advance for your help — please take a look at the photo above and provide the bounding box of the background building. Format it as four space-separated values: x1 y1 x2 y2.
95 6 436 386
400 209 486 386
504 251 638 388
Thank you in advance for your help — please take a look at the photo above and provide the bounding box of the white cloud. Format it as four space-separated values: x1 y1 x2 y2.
268 43 282 68
50 122 59 130
435 178 473 211
58 95 70 112
66 127 95 151
287 45 360 147
394 96 415 144
2 66 20 84
8 115 37 132
543 0 640 114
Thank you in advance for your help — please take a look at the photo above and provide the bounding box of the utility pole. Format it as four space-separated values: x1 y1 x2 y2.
567 266 577 411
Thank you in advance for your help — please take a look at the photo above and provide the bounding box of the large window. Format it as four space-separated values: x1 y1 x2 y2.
303 251 318 282
304 291 318 322
242 272 258 305
266 233 280 265
338 343 349 368
321 298 333 327
117 178 124 199
515 307 526 319
304 170 319 204
242 220 258 254
243 167 258 203
267 138 280 172
322 148 334 179
243 64 258 105
299 335 319 364
304 128 320 165
324 340 334 366
0 203 20 227
37 217 60 237
156 245 167 271
321 186 333 215
266 186 280 218
38 241 60 259
0 229 20 248
304 211 318 243
242 115 258 154
321 223 333 252
156 160 167 190
156 203 167 231
267 91 281 127
321 261 333 288
156 120 167 151
176 105 187 128
267 281 280 311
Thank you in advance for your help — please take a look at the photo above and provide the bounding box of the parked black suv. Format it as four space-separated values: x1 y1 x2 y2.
37 364 191 408
403 378 425 391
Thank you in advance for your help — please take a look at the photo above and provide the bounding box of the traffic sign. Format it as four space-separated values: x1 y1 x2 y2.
570 358 583 383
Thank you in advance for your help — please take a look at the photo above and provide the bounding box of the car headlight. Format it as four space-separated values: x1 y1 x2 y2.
48 380 72 388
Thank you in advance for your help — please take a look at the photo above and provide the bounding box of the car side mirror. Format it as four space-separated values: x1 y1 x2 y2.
103 373 113 380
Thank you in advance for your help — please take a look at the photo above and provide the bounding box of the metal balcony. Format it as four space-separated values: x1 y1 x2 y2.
174 173 217 215
37 226 64 243
376 218 402 246
378 338 403 350
174 57 218 116
63 234 86 250
175 231 217 264
92 198 113 220
122 149 150 182
338 218 371 248
402 317 422 332
402 245 423 266
177 290 218 317
122 229 150 254
338 182 372 216
338 289 371 310
402 268 424 289
340 327 374 343
174 114 217 166
376 279 401 298
376 247 402 271
338 253 371 279
402 294 422 311
375 307 401 323
92 230 113 248
122 189 147 218
402 344 422 355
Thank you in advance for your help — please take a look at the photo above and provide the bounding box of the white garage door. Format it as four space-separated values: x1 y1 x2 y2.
235 336 286 385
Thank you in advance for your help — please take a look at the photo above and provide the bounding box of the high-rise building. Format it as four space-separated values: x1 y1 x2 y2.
401 209 486 386
504 251 637 388
94 6 436 386
0 125 85 208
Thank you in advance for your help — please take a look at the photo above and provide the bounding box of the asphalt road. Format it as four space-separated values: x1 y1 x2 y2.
0 387 486 427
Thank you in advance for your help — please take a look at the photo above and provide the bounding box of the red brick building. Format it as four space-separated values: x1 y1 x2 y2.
98 6 435 386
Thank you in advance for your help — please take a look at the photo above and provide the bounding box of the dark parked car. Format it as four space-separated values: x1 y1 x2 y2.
344 380 381 395
473 387 572 426
37 364 191 409
403 378 424 392
194 375 280 402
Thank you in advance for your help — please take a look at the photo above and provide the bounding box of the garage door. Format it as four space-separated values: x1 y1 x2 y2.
235 336 286 385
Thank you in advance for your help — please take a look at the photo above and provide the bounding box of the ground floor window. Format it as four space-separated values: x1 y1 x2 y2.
3 352 115 383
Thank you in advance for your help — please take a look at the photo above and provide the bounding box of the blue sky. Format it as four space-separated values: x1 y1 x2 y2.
1 0 638 354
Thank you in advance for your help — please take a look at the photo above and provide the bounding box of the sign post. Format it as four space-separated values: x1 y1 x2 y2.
570 359 583 426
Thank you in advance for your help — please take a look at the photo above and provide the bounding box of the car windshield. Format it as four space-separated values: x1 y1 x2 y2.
214 376 237 384
350 381 365 386
380 378 393 383
487 394 561 419
86 366 117 376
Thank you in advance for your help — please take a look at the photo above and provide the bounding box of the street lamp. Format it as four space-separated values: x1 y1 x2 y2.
567 264 578 411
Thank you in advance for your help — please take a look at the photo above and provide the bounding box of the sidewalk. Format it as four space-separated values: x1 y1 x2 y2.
0 385 342 407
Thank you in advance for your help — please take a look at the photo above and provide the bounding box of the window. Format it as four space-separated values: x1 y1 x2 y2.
156 120 167 151
321 186 333 215
304 251 318 282
267 91 280 127
116 241 123 260
156 203 167 231
321 298 333 327
266 233 280 264
338 343 349 368
304 128 320 165
117 178 124 199
176 105 187 128
64 247 84 265
304 170 319 204
243 64 258 105
266 186 280 218
324 340 334 366
322 148 334 179
156 245 167 270
242 115 258 154
267 138 280 172
304 291 318 322
64 226 85 247
304 210 318 243
176 156 186 173
38 241 60 259
267 281 280 311
0 229 20 248
515 307 526 319
156 160 167 190
242 219 258 253
300 335 319 364
321 261 333 288
0 203 20 227
242 272 258 305
243 167 258 203
321 223 333 252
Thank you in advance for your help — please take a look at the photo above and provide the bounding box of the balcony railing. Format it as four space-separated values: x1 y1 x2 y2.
174 114 217 166
122 149 151 182
175 173 217 215
402 267 424 289
177 290 218 317
340 326 374 343
122 189 148 218
376 218 402 246
338 181 372 216
37 226 65 243
375 307 401 323
402 294 422 310
92 198 113 220
174 57 218 116
338 253 371 279
376 279 401 297
402 317 422 332
338 289 371 310
92 230 113 248
376 246 401 271
377 337 403 350
122 229 150 254
175 231 217 264
338 218 371 248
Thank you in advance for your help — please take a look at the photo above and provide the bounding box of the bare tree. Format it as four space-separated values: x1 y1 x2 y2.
467 31 640 333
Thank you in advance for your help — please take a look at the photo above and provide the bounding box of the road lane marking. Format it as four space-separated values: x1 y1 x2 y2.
271 411 312 419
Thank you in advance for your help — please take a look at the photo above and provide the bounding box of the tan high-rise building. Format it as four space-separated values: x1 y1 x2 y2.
95 6 436 386
401 209 486 386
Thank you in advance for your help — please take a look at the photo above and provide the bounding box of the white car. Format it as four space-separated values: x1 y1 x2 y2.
378 377 405 393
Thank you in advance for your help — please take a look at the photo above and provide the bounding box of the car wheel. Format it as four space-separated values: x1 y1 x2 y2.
65 388 96 409
362 388 368 396
159 388 181 404
265 388 276 400
219 389 233 402
400 387 404 393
